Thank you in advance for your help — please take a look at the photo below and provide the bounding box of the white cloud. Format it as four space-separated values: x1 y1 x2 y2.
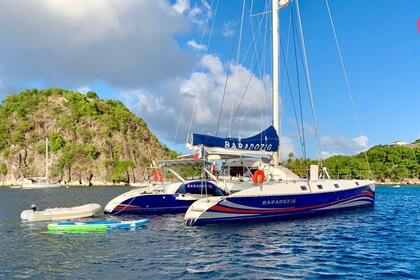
119 54 272 145
0 0 192 89
76 86 92 95
280 136 296 160
187 39 206 51
222 20 236 37
320 135 369 155
120 88 175 116
172 0 190 14
172 0 211 26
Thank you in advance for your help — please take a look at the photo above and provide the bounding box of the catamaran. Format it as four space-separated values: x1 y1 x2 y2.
104 132 283 215
184 0 375 226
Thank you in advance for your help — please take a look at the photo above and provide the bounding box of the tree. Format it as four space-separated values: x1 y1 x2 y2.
86 91 99 99
287 152 295 163
0 163 7 186
106 160 136 183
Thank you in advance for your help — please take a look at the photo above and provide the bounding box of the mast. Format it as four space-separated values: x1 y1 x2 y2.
272 0 280 165
45 137 49 181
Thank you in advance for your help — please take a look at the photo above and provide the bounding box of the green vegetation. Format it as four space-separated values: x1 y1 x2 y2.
0 88 173 185
0 163 7 185
285 144 420 182
106 159 136 183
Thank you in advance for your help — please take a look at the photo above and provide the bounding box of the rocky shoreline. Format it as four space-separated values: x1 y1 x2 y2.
2 179 419 188
0 178 150 188
376 178 420 185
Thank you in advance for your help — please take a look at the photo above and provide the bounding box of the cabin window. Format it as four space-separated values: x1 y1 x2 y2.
334 183 339 188
355 182 359 186
317 184 323 189
300 185 307 191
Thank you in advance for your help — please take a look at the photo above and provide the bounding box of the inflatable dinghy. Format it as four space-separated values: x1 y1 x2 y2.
21 203 102 222
47 219 149 232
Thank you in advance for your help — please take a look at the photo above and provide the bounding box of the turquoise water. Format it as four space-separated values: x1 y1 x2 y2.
0 186 419 279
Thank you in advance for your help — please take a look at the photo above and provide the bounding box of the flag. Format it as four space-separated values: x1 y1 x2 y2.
193 147 205 160
418 17 420 33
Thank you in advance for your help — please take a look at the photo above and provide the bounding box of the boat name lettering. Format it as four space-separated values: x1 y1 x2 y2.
185 183 213 188
262 199 296 205
224 141 272 151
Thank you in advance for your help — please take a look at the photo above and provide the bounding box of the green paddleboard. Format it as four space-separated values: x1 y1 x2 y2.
47 224 107 232
47 219 149 232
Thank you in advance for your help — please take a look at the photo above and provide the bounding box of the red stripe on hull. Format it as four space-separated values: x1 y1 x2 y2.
114 205 140 211
209 193 373 214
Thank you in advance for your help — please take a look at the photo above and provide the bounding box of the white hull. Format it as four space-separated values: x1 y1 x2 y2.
21 203 102 222
185 179 376 226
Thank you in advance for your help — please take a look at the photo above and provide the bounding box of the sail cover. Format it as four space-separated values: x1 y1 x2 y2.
192 126 279 152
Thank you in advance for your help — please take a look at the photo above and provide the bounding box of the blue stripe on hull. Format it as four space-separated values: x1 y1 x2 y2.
223 186 374 210
188 185 374 226
106 194 194 215
190 203 374 226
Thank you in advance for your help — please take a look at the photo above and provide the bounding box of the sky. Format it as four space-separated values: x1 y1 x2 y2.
0 0 419 159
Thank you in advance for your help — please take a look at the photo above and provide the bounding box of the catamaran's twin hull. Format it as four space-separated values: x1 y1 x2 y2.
185 184 375 226
104 180 227 215
105 194 195 215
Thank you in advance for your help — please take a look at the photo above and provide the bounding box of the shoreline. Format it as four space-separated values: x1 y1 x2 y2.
2 181 419 188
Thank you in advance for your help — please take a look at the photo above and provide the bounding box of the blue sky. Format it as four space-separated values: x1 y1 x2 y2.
0 0 419 159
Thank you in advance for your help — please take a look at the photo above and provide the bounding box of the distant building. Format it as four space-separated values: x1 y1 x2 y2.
391 140 408 146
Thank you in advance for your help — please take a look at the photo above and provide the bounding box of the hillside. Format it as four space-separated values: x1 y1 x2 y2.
0 88 176 185
285 142 420 183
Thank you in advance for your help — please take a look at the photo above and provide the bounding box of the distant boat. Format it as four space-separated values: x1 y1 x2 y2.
392 184 401 188
20 203 102 222
21 137 62 189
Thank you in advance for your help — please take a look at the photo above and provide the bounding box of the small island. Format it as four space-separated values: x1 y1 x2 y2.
0 88 175 186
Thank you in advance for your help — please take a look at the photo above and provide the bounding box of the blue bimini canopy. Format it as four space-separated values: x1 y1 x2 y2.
192 126 279 152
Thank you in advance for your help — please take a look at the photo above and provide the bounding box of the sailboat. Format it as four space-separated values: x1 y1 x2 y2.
184 0 376 226
21 137 62 189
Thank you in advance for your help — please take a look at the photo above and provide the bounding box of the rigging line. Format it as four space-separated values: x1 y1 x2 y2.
246 2 266 129
179 0 215 143
242 0 270 132
215 40 237 136
249 0 270 128
228 0 246 136
206 0 220 48
280 37 305 158
172 98 187 143
295 0 323 165
248 5 264 129
231 46 265 126
261 0 270 122
240 2 266 67
324 0 371 175
186 0 218 139
187 100 198 142
280 3 293 102
291 1 307 158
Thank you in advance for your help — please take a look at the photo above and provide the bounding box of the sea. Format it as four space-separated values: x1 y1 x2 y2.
0 185 419 279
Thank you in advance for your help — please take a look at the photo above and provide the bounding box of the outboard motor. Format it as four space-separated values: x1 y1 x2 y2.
31 203 39 212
